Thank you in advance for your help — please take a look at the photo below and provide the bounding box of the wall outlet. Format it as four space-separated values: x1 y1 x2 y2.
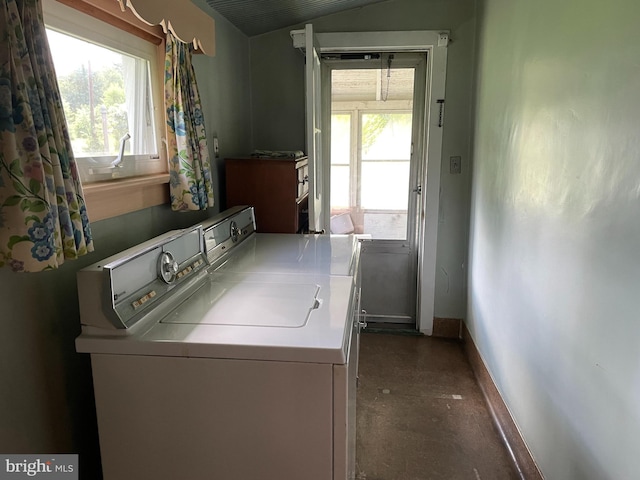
450 156 461 174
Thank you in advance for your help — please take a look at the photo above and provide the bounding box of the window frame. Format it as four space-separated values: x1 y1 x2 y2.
43 0 169 221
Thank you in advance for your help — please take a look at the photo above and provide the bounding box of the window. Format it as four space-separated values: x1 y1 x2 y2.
330 113 351 208
43 0 166 184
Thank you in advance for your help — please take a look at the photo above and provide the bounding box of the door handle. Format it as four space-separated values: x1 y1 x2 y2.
358 310 368 330
412 185 422 194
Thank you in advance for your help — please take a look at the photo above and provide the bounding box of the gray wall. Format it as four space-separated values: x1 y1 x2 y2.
250 0 476 318
468 0 640 478
0 5 251 475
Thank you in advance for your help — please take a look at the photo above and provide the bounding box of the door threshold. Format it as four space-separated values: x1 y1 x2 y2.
364 323 422 336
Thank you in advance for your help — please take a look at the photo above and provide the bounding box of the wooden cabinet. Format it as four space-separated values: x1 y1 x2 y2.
225 156 309 233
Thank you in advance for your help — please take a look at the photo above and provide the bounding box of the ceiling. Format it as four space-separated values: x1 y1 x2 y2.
205 0 389 37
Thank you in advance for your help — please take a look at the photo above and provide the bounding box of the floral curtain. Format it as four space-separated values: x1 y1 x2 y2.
164 32 214 211
0 0 93 273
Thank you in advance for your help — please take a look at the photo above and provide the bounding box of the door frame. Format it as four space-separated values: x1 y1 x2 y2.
294 29 449 334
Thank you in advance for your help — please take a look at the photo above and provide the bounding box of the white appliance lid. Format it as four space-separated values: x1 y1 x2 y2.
161 279 320 328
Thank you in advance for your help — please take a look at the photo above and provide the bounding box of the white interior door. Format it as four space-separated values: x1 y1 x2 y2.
305 24 324 233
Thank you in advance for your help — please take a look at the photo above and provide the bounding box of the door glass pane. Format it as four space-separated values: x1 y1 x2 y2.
360 112 412 239
361 161 410 210
330 67 414 240
362 113 412 160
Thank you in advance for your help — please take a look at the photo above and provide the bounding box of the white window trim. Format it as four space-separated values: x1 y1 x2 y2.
44 0 157 61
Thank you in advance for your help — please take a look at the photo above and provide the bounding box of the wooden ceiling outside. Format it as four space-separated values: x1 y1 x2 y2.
332 68 415 103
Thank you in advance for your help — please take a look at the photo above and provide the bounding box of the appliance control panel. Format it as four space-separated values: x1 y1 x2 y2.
77 226 207 329
201 206 256 265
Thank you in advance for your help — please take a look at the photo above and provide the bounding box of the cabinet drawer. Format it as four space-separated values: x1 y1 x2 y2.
297 164 309 199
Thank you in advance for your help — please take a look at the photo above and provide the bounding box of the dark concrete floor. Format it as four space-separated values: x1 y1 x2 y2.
356 332 519 480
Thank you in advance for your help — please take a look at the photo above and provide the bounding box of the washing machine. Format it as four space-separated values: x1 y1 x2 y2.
76 207 362 480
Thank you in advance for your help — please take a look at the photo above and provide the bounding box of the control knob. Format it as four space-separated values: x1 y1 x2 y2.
158 251 179 284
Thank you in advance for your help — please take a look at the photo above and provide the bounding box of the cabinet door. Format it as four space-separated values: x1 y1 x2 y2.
226 160 260 209
226 159 299 233
256 162 298 232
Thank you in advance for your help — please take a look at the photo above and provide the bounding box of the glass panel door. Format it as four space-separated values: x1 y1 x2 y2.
327 54 426 326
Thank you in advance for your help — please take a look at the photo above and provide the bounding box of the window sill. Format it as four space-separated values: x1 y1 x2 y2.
83 173 170 222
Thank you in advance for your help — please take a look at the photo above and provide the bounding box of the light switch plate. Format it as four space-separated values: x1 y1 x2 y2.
450 156 461 174
213 137 219 157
